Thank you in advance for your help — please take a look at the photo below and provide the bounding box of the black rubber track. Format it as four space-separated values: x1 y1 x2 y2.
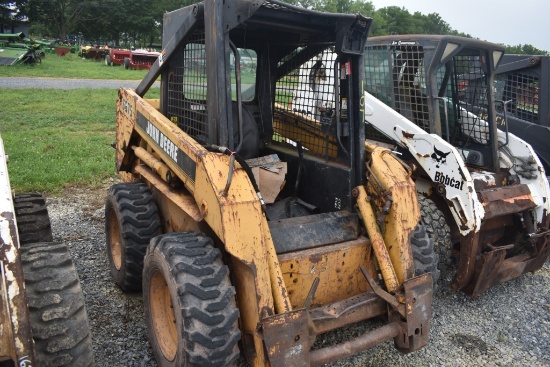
144 232 241 367
13 193 53 244
21 242 94 366
411 223 441 287
105 182 162 291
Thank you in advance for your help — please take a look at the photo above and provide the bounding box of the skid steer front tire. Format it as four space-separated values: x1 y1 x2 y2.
13 193 53 244
418 194 452 268
105 182 161 291
21 242 94 366
143 232 241 367
411 223 440 287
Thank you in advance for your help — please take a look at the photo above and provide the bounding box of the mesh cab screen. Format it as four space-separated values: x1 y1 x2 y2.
496 73 539 123
273 48 340 159
166 31 209 142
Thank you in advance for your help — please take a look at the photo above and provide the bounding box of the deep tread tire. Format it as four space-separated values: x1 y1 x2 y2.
105 182 161 291
411 223 440 286
123 57 130 69
21 242 94 366
143 232 241 367
13 193 53 244
418 194 452 265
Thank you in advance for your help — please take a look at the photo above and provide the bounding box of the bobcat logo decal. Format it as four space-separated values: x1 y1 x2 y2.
431 146 451 168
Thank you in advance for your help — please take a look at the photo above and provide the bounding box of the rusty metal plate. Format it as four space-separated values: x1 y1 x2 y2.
262 309 310 367
479 184 536 219
393 272 433 353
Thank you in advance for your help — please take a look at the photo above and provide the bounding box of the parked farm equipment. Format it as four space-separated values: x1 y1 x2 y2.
0 33 42 65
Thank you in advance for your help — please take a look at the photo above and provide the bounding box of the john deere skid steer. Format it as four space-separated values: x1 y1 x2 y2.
107 1 436 366
363 35 550 298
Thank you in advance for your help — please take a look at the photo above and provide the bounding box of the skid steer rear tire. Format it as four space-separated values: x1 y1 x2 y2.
21 242 94 366
105 182 161 291
143 232 241 367
13 193 53 244
411 223 440 287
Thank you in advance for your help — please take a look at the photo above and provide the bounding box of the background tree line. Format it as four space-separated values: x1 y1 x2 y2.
1 0 548 55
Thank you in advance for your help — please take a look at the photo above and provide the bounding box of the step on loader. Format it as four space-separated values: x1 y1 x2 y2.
363 35 550 298
106 1 436 366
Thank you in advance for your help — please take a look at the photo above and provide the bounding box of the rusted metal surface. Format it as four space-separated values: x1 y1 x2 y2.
309 291 386 335
134 165 203 222
263 272 432 366
452 231 481 292
0 136 35 366
479 184 537 219
53 46 70 56
392 272 433 353
355 185 399 292
454 212 550 297
365 147 419 284
262 309 310 367
310 323 401 366
278 237 374 309
466 231 550 298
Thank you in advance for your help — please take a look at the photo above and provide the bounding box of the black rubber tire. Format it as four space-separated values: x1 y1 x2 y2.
105 54 112 66
105 182 161 291
123 57 130 69
143 232 241 367
418 194 452 265
21 242 94 366
411 223 440 287
13 193 53 244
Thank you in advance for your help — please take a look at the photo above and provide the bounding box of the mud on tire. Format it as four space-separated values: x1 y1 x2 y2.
143 232 241 367
105 182 162 291
21 242 94 366
13 193 53 244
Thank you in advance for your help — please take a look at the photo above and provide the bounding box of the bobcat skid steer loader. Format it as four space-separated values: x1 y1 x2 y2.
363 35 550 298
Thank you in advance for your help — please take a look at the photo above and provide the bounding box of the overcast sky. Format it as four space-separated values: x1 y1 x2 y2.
367 0 550 51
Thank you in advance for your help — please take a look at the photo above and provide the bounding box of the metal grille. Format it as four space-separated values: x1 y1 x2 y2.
364 45 429 129
166 31 209 142
448 56 491 146
363 45 430 142
498 73 539 123
273 48 339 158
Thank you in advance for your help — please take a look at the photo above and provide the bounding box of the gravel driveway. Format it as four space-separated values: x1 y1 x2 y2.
0 77 160 89
47 183 550 367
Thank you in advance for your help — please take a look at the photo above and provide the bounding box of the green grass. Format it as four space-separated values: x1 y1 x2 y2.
0 51 149 80
1 88 123 193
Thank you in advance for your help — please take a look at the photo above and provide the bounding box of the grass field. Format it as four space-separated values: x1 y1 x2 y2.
0 88 120 192
0 52 256 193
0 47 162 193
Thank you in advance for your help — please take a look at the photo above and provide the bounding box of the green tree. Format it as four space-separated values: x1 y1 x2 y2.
505 44 548 56
1 1 26 33
23 0 92 40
